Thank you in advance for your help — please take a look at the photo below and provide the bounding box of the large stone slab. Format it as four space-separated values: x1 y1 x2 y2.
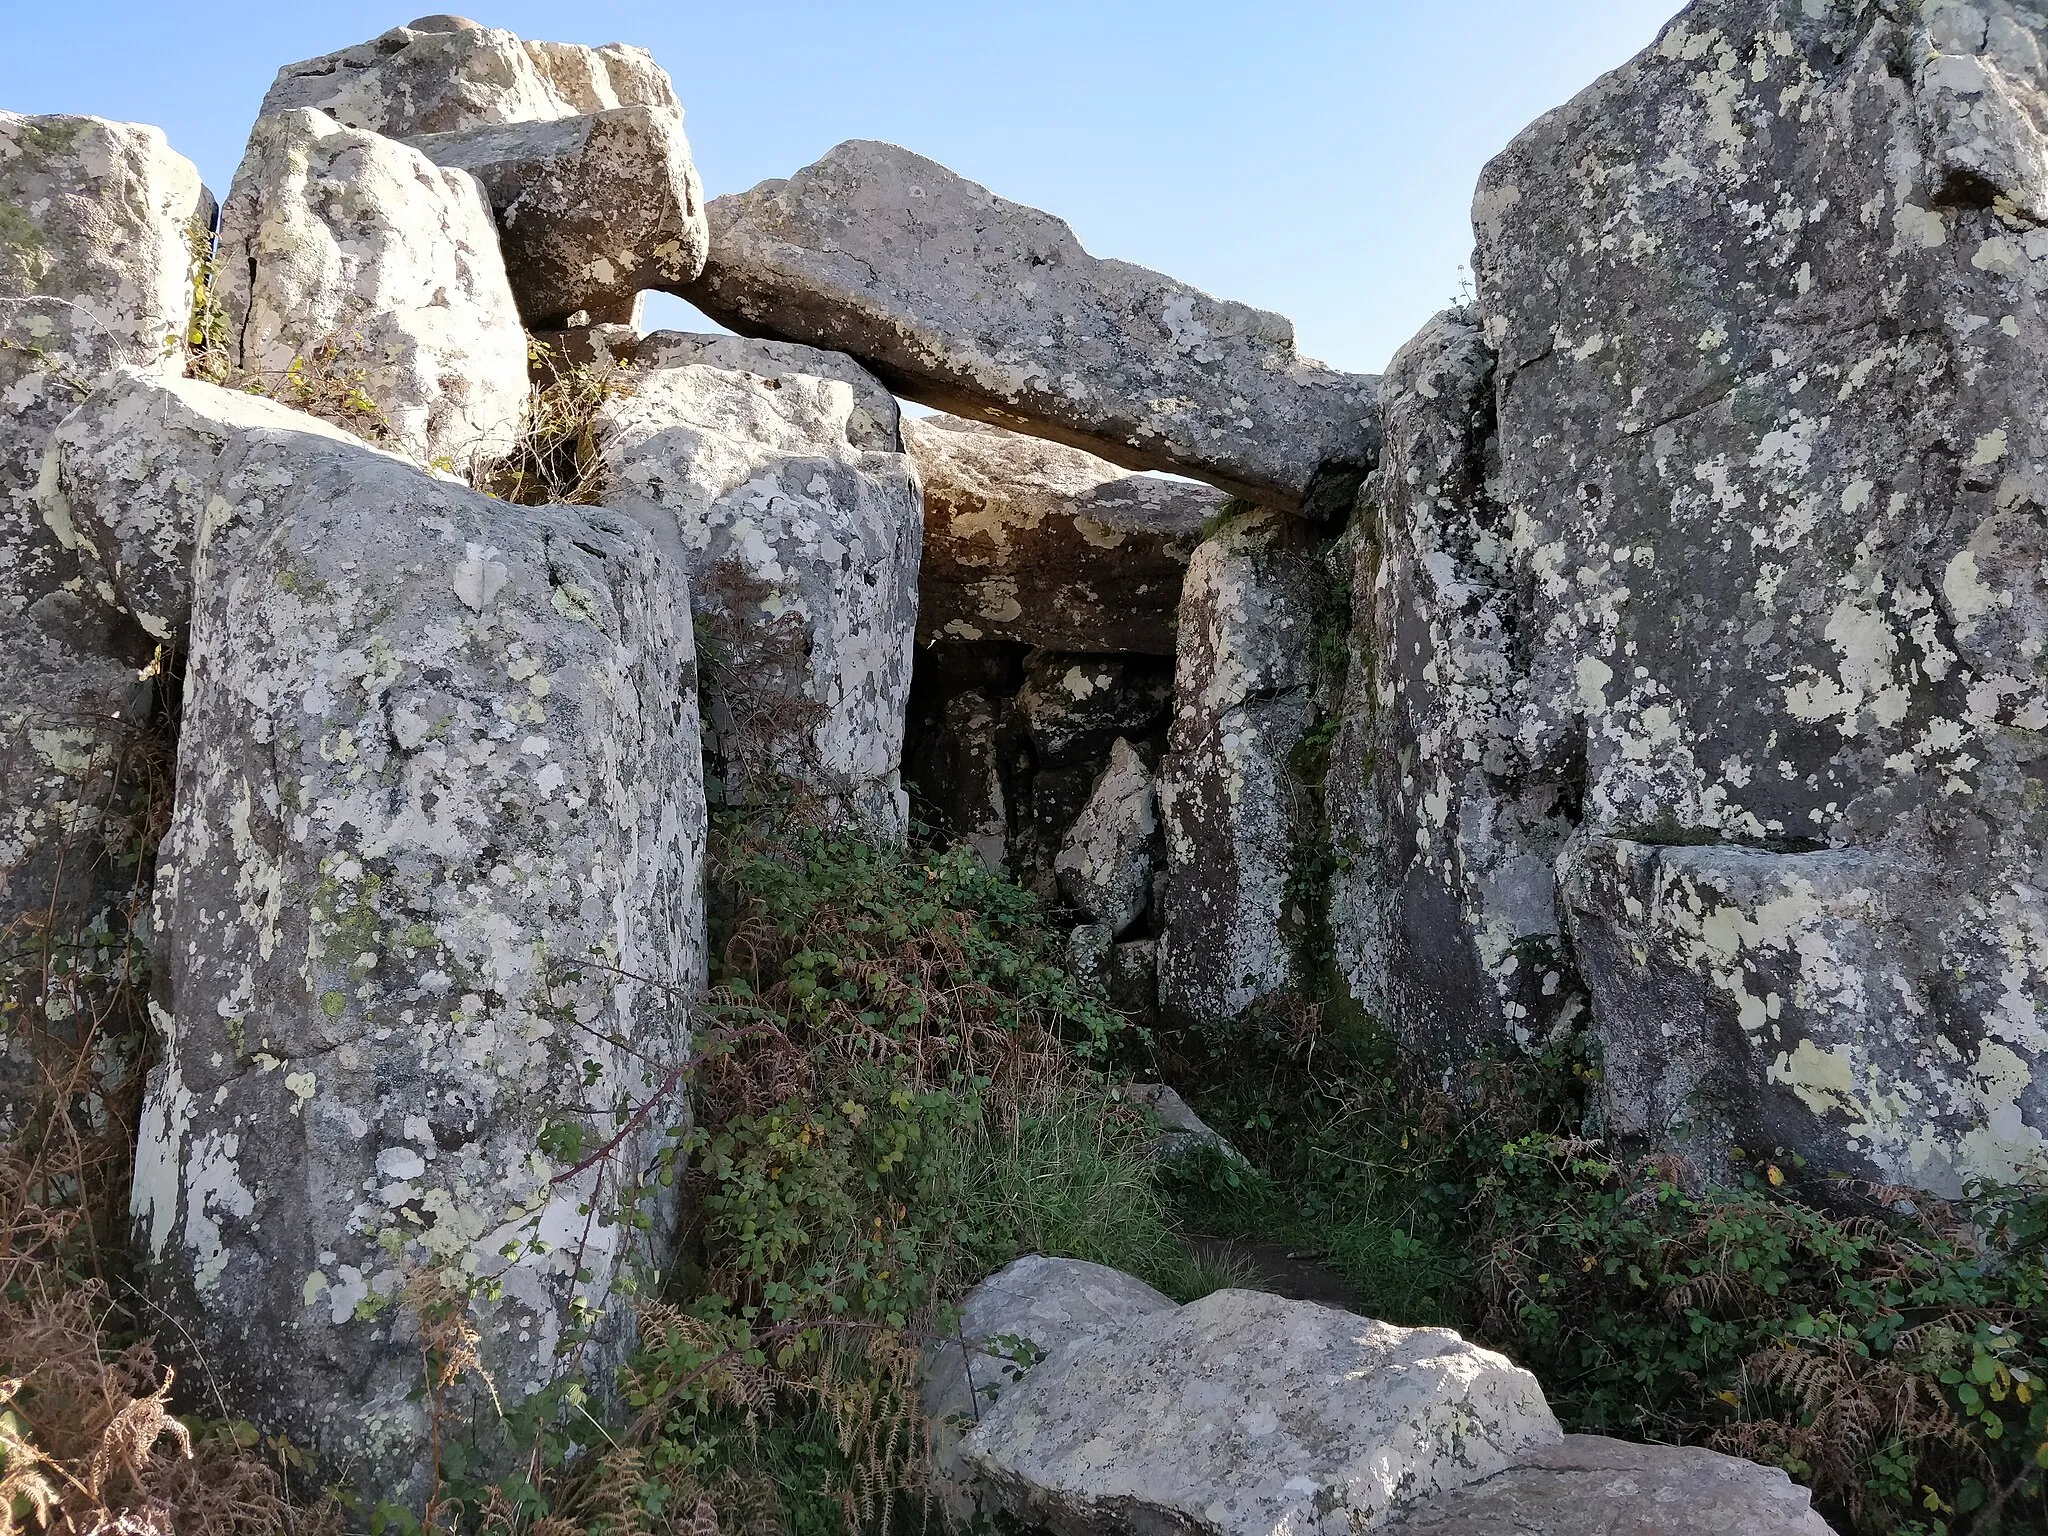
960 1287 1561 1536
1412 0 2048 1185
1158 509 1326 1023
1384 1433 1838 1535
636 331 901 452
599 361 921 836
262 16 679 139
905 413 1219 655
1326 311 1583 1064
0 112 209 1133
408 105 707 329
1056 738 1158 935
680 139 1381 510
214 107 528 472
133 390 706 1498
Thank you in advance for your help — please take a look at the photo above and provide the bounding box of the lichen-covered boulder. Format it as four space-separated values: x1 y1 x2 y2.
214 107 528 471
262 15 678 139
1384 1433 1838 1535
0 112 209 1132
600 361 922 837
134 392 706 1498
1158 509 1327 1023
905 413 1219 655
637 330 901 452
408 105 707 329
680 140 1381 511
1428 0 2048 1185
959 1288 1561 1536
1017 653 1174 769
1326 311 1583 1064
1055 738 1158 935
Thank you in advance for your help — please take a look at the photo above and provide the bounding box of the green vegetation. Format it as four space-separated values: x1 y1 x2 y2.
1161 1003 2048 1536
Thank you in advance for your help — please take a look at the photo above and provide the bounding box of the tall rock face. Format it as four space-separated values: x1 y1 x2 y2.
906 413 1221 656
0 112 210 1133
1373 0 2048 1191
679 140 1381 511
214 107 529 473
600 361 922 838
123 374 705 1496
1327 312 1583 1063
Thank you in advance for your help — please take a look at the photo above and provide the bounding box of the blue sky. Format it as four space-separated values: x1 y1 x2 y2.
2 2 1679 375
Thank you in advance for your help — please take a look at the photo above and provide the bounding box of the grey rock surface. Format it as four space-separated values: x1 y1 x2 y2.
1017 654 1174 770
960 1288 1561 1536
0 112 209 1132
407 105 707 328
1124 1082 1242 1162
599 361 922 837
1158 508 1326 1023
906 413 1218 655
681 139 1380 509
637 330 901 452
134 398 706 1498
1384 1433 1838 1535
915 688 1010 871
215 108 529 472
1426 0 2048 1186
262 16 678 139
1055 738 1158 935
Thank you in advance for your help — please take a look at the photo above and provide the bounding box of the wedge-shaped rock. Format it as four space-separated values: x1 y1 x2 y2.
638 331 902 452
1 112 210 1133
135 393 706 1499
1056 739 1158 935
906 413 1219 655
600 361 921 836
215 108 528 471
961 1288 1560 1536
262 15 678 138
1158 509 1326 1023
1385 1433 1838 1534
409 106 707 328
682 140 1380 510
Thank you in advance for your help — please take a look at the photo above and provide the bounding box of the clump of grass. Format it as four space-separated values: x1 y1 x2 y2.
477 341 634 506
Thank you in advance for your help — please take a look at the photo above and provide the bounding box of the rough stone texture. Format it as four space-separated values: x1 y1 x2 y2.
1055 738 1158 935
912 688 1010 870
214 108 529 472
1384 1433 1838 1535
922 1255 1176 1524
1124 1082 1243 1162
637 330 901 452
1444 0 2048 1188
46 367 360 641
0 112 209 1132
1158 509 1324 1024
904 413 1220 655
1328 311 1584 1064
961 1288 1561 1536
407 106 707 329
680 140 1381 510
135 400 706 1497
1018 654 1175 769
262 17 679 140
599 361 921 836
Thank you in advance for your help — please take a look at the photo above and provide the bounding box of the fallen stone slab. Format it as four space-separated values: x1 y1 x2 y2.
0 110 210 1134
680 139 1380 510
408 105 707 329
215 107 529 472
638 330 902 452
1055 738 1158 935
960 1287 1560 1535
1383 1433 1838 1535
600 360 922 837
134 387 706 1500
906 413 1218 655
262 15 679 138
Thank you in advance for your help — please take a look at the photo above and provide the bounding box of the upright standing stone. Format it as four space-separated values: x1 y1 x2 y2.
214 108 529 472
1158 509 1327 1023
0 112 209 1133
131 389 706 1497
680 140 1380 511
600 361 922 837
906 414 1220 656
